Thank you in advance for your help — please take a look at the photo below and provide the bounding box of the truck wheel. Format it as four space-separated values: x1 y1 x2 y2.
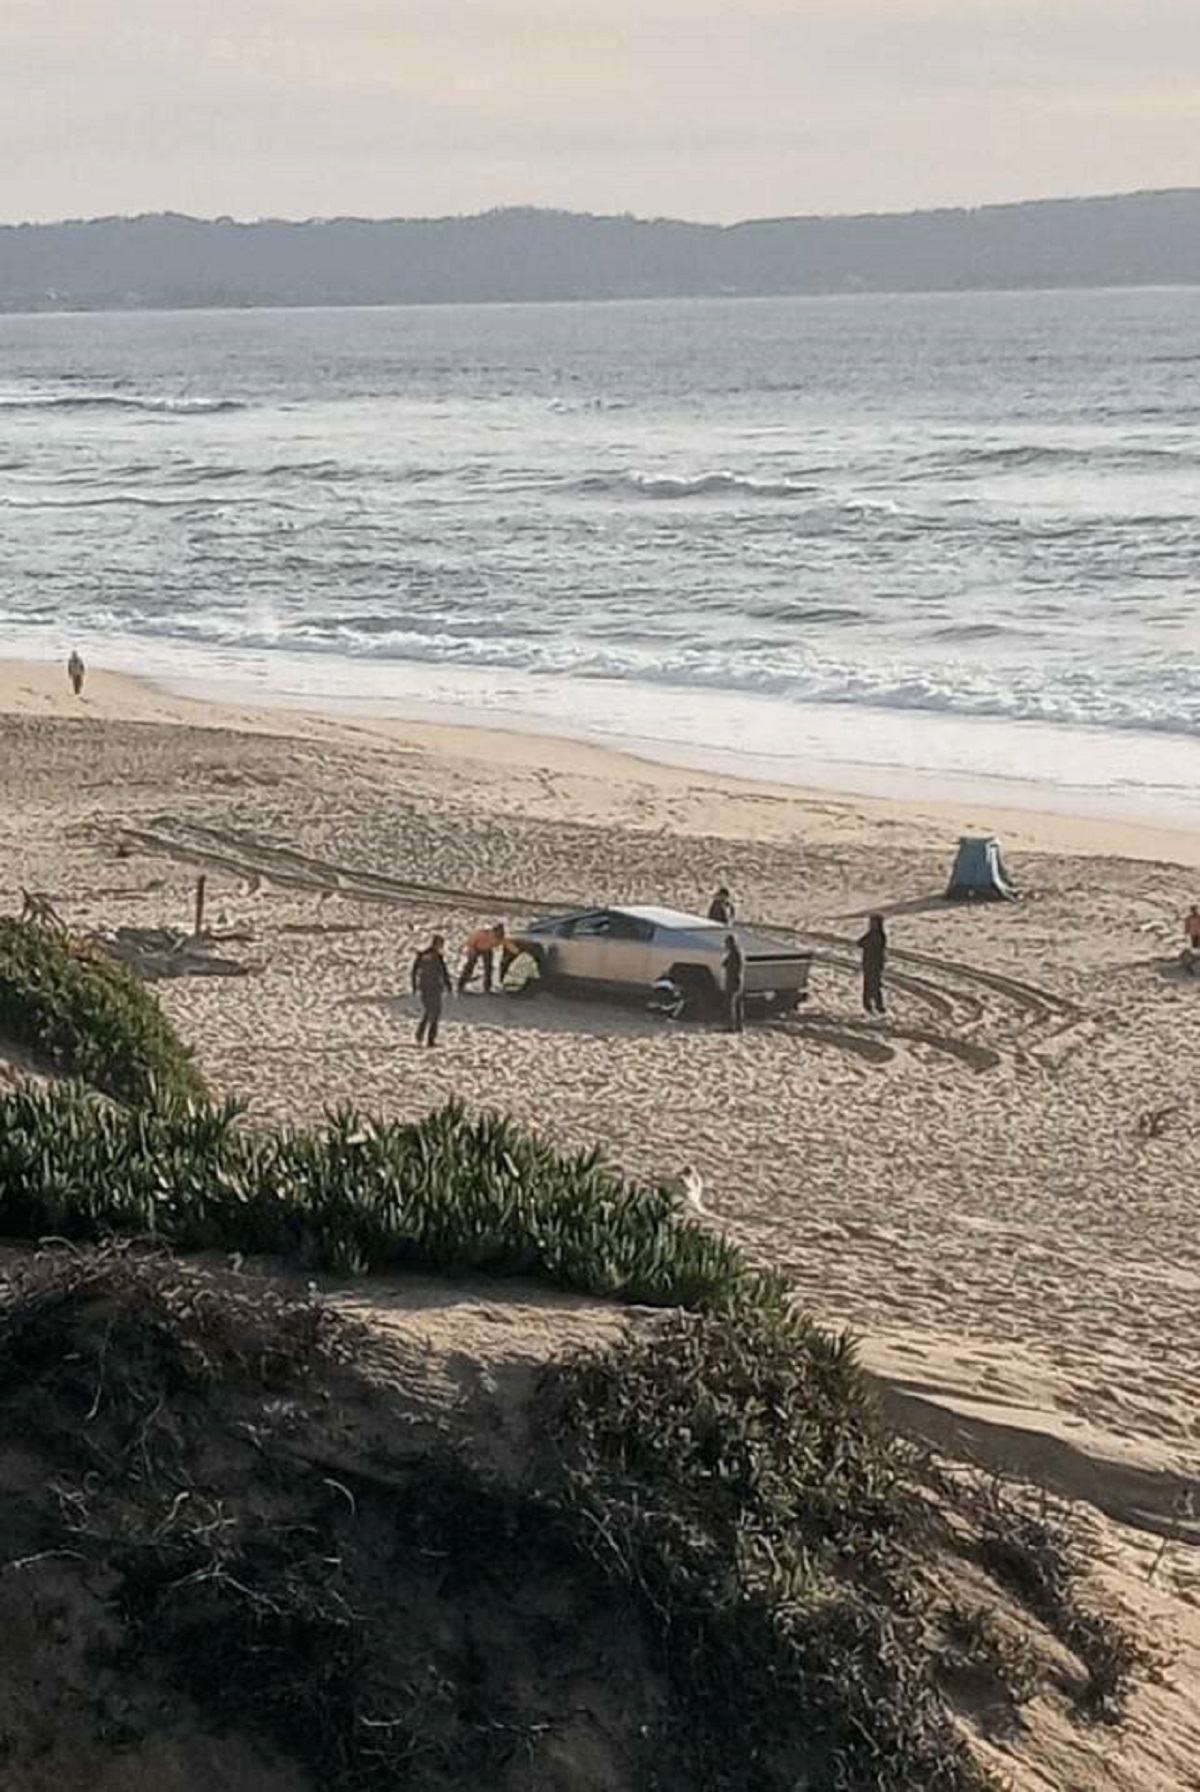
527 945 549 991
670 966 719 1023
648 977 685 1020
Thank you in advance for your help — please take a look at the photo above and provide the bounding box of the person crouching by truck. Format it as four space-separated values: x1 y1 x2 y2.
412 933 452 1047
859 914 887 1016
722 932 746 1033
458 922 505 994
501 946 541 999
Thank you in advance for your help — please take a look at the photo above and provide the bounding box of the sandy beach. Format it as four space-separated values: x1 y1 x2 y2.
2 655 1198 1568
3 656 1198 1489
3 655 1199 1783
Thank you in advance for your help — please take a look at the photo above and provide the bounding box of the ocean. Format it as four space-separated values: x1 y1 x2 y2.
2 287 1198 819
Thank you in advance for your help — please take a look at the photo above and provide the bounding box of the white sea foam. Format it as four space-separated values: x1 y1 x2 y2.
577 469 823 500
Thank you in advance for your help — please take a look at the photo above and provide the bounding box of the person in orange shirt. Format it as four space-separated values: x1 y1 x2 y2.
458 922 506 994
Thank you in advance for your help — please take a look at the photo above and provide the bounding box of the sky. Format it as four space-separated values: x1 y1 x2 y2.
3 0 1198 224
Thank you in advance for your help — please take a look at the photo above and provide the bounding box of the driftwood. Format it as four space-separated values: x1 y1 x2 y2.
20 890 67 934
90 926 265 982
1136 1103 1177 1140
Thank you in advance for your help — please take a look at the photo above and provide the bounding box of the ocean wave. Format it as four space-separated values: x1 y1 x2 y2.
924 441 1200 475
576 469 822 501
924 622 1028 643
743 602 872 626
548 397 632 412
0 394 244 417
261 459 344 479
0 491 263 512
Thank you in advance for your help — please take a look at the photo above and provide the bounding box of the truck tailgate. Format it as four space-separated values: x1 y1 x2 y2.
744 951 812 991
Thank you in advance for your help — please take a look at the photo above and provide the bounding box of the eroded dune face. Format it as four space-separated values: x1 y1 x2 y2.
1 1243 1194 1792
0 1251 662 1792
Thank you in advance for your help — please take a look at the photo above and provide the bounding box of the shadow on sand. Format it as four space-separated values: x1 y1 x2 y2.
823 892 962 924
345 989 689 1043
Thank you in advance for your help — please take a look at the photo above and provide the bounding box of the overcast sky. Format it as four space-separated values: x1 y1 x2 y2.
3 0 1198 224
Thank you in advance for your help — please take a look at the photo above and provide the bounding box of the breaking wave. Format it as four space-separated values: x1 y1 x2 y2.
0 394 245 417
49 604 1199 740
576 469 822 501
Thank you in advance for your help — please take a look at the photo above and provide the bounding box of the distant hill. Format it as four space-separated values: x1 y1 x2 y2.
2 191 1199 312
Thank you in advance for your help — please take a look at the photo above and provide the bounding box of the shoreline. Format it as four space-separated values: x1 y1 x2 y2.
8 627 1200 835
2 652 1199 869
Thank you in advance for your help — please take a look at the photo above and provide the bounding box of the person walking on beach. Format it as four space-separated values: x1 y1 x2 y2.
708 885 735 925
1185 905 1200 951
859 914 887 1016
458 922 505 994
412 933 452 1047
722 932 746 1033
67 650 85 697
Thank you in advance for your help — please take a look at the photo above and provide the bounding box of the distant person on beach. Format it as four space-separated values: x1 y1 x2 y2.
412 934 452 1047
458 922 505 994
708 886 735 925
859 915 888 1016
67 651 85 696
722 932 746 1033
1181 906 1200 973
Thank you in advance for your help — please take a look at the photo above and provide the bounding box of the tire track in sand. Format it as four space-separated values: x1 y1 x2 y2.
117 818 1071 1075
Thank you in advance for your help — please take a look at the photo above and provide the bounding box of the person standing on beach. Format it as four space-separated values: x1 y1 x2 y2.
67 650 85 696
709 886 735 925
722 932 746 1033
412 933 452 1047
458 922 505 994
859 915 887 1016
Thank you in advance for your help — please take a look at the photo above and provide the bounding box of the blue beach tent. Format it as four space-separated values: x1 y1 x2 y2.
945 836 1016 902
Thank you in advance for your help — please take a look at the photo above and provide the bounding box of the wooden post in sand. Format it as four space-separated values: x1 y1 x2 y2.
193 876 207 941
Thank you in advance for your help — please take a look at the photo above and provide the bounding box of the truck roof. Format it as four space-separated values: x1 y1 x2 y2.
612 905 722 930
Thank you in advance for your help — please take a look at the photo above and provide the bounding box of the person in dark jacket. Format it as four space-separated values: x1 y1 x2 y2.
708 886 735 925
858 914 887 1015
67 650 85 696
722 932 746 1033
411 933 453 1047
